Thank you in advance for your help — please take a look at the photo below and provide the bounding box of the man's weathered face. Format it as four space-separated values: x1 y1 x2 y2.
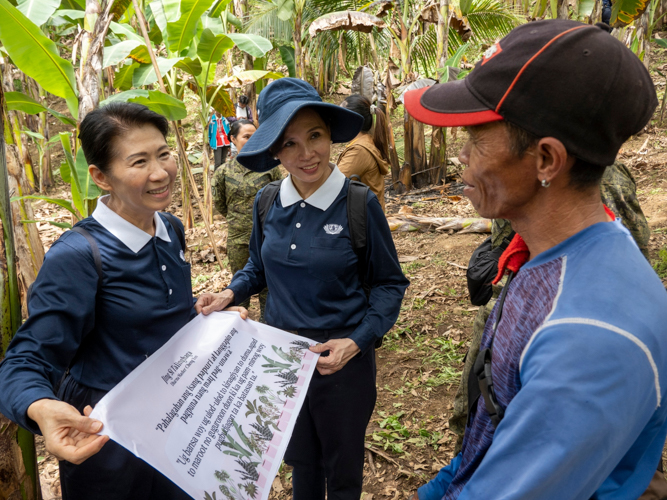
459 122 539 220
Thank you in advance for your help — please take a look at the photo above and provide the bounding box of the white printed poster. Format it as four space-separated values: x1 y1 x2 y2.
90 312 319 500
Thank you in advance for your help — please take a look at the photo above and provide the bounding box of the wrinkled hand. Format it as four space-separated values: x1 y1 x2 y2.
27 399 109 464
195 289 248 319
309 338 360 376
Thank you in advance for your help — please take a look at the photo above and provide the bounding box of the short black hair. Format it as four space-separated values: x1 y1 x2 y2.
238 95 249 105
229 119 255 141
503 121 607 191
78 102 170 174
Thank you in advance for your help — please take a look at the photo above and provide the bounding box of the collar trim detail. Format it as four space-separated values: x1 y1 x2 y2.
92 195 171 253
280 164 345 211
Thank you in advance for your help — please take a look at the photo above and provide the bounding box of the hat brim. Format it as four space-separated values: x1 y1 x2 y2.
237 101 364 173
405 80 503 127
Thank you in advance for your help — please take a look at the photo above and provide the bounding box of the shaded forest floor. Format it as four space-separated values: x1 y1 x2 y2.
28 44 667 500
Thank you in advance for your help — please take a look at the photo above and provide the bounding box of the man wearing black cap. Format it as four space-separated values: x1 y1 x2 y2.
405 20 667 500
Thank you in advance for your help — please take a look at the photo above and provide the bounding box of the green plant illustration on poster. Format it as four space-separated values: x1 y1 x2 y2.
205 341 310 500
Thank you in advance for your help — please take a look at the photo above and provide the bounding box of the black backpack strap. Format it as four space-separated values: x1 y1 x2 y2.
161 212 185 252
70 226 103 295
347 180 368 252
258 180 282 239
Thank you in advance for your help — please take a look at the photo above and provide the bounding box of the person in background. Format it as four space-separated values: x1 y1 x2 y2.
197 78 409 500
229 94 254 123
0 102 224 499
209 110 231 169
211 119 282 322
405 20 667 499
337 94 391 210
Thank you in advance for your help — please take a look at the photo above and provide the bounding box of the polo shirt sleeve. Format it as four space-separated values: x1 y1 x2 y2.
456 322 661 500
226 194 267 303
348 194 409 352
0 233 99 434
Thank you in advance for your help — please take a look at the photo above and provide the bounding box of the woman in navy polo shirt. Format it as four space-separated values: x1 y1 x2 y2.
197 78 409 500
0 103 212 499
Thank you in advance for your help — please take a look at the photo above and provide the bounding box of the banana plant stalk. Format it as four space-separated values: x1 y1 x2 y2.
0 77 41 500
132 0 224 267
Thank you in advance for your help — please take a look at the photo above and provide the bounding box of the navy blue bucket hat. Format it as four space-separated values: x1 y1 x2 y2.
236 78 365 172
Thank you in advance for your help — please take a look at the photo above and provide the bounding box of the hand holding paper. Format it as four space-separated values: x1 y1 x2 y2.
195 289 248 318
27 399 109 464
90 312 319 500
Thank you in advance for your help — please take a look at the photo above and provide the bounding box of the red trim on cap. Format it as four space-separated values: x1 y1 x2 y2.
404 87 503 127
495 25 588 113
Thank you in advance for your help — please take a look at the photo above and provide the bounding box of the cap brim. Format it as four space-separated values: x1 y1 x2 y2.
237 101 364 173
405 80 503 127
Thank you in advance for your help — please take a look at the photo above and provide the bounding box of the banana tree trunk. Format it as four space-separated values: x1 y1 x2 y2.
383 68 402 191
0 77 41 500
429 0 450 186
294 10 304 79
78 0 114 126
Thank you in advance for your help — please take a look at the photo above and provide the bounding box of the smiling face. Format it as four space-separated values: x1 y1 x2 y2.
459 122 539 220
91 124 177 230
274 107 332 193
230 123 256 154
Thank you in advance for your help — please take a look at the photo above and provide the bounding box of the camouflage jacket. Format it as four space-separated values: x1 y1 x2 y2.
490 161 649 258
211 158 283 244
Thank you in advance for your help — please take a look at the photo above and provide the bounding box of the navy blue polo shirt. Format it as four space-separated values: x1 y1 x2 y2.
228 165 409 351
0 197 195 433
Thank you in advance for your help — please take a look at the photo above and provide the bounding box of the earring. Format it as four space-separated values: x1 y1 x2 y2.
541 179 551 188
273 156 278 160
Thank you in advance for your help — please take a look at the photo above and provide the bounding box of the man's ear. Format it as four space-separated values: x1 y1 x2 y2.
89 165 112 192
534 137 574 186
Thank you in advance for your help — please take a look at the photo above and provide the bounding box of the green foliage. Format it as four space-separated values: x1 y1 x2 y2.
278 45 296 77
101 89 187 121
103 39 144 68
0 0 78 117
652 248 667 279
227 33 273 58
17 0 60 27
5 91 76 125
166 0 216 56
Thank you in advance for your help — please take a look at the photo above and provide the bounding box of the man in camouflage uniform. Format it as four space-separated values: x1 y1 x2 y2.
211 157 283 320
449 161 651 454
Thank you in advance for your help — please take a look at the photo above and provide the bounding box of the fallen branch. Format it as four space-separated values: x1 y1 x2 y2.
446 261 467 270
365 444 400 466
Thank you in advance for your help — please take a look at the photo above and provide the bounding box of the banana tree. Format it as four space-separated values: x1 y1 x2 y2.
0 74 41 500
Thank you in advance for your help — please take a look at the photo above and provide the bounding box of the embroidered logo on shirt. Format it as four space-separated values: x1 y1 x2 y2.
179 250 186 261
323 224 343 235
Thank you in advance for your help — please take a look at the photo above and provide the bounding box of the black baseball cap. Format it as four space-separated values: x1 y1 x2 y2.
405 19 658 166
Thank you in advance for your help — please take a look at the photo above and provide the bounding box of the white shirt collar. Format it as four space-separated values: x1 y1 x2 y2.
92 195 171 253
280 164 346 211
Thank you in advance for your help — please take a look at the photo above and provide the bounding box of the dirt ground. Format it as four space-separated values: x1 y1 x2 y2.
27 49 667 500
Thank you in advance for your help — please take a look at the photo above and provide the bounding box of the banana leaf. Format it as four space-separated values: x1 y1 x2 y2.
17 0 60 27
166 0 216 56
103 39 144 68
114 61 140 90
101 89 188 121
0 0 78 118
5 91 76 125
10 195 75 216
278 45 296 77
197 28 233 62
611 0 651 26
132 57 182 87
109 21 144 42
175 57 203 76
209 0 233 17
110 0 133 20
227 33 273 58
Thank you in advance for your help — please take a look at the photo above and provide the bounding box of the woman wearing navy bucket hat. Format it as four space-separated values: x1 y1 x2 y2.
196 78 409 499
